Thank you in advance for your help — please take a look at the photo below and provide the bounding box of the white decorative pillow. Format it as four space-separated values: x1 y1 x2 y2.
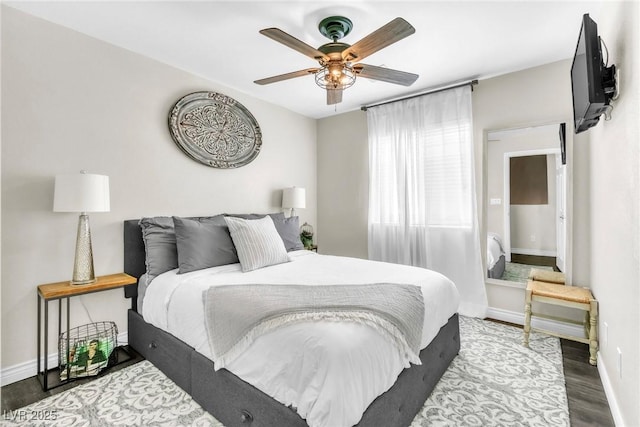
224 215 290 272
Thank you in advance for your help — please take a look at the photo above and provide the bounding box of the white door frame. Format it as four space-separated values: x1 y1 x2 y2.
503 148 561 263
555 154 567 272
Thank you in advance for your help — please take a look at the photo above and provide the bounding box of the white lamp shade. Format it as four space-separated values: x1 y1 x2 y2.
54 173 110 213
282 187 306 209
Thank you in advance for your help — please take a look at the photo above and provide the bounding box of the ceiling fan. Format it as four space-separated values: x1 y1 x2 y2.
254 16 419 105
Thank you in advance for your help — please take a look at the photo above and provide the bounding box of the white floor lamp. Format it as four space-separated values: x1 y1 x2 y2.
54 171 110 285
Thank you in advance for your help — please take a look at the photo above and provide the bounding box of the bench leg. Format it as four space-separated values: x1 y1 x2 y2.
589 299 598 365
523 288 532 347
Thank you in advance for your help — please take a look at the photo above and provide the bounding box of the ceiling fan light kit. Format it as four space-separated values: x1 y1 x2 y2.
255 16 419 105
314 64 356 89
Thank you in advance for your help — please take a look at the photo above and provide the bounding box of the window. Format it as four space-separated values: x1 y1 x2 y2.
370 121 473 228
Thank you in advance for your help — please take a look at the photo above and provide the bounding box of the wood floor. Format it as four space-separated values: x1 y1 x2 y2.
511 253 562 271
1 340 615 425
561 339 615 426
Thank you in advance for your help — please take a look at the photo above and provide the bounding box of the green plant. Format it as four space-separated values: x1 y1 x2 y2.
300 230 313 248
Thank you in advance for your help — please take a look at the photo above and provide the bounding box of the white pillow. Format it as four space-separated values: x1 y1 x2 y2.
224 215 290 272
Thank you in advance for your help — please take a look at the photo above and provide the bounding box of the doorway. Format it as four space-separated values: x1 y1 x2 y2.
502 148 564 281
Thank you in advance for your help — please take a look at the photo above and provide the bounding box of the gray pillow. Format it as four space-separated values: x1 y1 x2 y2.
139 217 178 282
224 216 289 272
173 216 238 274
272 216 305 251
225 212 285 221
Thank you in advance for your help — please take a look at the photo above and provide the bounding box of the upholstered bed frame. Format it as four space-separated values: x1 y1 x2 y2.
123 219 460 427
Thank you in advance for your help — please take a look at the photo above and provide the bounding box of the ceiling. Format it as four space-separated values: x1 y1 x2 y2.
5 1 609 119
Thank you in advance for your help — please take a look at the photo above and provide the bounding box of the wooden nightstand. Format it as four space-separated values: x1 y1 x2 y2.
37 273 137 391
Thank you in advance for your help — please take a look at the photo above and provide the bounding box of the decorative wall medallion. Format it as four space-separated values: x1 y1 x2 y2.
168 92 262 168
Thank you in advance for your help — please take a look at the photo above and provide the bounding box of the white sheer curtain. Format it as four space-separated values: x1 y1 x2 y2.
367 86 487 317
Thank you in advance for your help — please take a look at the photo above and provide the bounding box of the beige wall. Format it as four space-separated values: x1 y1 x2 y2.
583 3 639 424
1 7 317 369
317 110 368 259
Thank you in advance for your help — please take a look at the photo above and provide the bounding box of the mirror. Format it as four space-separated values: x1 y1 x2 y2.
484 123 572 287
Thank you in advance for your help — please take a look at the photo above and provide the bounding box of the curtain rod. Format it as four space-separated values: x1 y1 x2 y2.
361 79 478 111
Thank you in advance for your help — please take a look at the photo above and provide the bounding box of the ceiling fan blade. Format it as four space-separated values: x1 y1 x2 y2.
353 63 418 86
342 18 415 63
260 28 329 62
327 88 343 105
254 68 319 85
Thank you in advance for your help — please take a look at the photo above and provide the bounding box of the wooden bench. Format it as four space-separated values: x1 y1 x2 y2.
523 269 598 365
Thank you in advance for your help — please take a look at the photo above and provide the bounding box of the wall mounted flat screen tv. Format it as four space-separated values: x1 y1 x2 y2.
570 13 617 134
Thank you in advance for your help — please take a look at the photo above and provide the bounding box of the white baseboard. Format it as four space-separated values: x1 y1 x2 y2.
597 352 626 427
486 307 585 337
1 332 128 387
511 248 557 257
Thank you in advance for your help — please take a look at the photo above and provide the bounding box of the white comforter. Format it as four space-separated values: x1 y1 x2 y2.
143 251 459 427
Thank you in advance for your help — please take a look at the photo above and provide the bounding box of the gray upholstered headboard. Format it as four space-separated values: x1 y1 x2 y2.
123 219 146 310
124 219 146 280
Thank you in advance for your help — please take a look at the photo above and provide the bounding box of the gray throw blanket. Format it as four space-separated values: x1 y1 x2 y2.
203 283 425 370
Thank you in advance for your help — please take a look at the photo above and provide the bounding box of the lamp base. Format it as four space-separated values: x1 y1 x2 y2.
70 278 97 286
71 213 96 286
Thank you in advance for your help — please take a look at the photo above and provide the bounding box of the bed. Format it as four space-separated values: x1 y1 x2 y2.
124 215 460 427
487 232 506 279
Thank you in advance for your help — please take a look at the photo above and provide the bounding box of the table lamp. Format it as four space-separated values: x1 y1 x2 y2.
282 187 305 217
54 171 110 285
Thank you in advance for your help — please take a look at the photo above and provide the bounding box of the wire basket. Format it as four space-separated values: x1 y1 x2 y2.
59 321 118 381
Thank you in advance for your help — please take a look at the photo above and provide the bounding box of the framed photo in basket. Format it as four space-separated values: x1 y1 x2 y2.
59 322 117 381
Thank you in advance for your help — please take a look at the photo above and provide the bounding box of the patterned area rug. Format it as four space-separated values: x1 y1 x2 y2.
411 316 568 426
5 317 568 427
502 262 554 283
